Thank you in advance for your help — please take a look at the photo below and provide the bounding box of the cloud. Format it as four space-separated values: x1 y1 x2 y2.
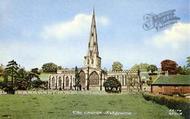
41 13 109 40
151 23 190 49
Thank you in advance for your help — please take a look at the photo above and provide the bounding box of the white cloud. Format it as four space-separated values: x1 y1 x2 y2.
151 23 190 49
41 13 109 40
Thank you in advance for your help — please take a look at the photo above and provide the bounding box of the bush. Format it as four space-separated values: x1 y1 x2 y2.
31 79 48 89
0 82 16 94
142 93 190 119
103 77 121 93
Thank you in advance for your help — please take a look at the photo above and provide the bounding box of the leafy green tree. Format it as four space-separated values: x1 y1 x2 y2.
103 77 121 93
177 66 190 75
112 61 123 71
26 68 40 88
16 68 40 90
147 65 158 73
130 63 149 71
42 62 58 73
17 68 27 80
57 66 63 70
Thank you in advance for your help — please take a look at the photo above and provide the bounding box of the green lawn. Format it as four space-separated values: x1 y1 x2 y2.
39 73 54 81
0 93 183 119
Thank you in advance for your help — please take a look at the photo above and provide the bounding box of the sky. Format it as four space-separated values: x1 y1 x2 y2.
0 0 189 70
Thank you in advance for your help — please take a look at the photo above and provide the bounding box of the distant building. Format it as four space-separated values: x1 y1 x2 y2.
48 10 139 90
151 75 190 95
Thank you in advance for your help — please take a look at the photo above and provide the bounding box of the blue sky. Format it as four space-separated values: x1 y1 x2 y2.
0 0 189 70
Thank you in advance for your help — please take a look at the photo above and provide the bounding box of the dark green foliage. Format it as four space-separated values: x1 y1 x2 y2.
31 79 48 89
1 60 41 91
147 76 153 86
2 60 20 94
142 93 190 119
4 60 19 85
0 64 3 76
57 66 63 70
112 61 123 71
178 66 190 75
74 66 81 90
16 68 40 90
147 64 158 73
103 77 121 93
42 63 58 73
130 63 150 72
187 56 190 67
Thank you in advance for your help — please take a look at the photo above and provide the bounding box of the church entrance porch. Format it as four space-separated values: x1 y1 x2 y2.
89 71 99 87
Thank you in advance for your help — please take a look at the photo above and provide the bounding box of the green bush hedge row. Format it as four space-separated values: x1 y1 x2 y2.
142 93 190 119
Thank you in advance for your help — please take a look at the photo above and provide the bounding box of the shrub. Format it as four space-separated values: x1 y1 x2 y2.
142 93 190 119
103 77 121 93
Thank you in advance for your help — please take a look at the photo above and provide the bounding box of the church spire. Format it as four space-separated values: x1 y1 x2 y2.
88 9 99 56
84 9 101 69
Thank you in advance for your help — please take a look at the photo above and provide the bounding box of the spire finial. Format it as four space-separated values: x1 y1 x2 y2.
93 7 95 16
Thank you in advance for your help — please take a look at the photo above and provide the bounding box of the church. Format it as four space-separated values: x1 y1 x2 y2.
48 10 138 90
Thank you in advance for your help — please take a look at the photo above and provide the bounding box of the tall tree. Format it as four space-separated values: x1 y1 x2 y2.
187 56 190 67
0 64 4 76
4 60 19 86
161 59 178 75
147 65 158 73
112 61 123 71
74 66 81 90
42 62 58 73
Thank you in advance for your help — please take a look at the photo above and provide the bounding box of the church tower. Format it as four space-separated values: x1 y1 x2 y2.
84 10 101 69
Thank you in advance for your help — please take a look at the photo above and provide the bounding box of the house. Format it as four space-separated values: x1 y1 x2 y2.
151 75 190 95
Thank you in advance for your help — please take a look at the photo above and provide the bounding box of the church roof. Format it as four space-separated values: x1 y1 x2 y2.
152 75 190 86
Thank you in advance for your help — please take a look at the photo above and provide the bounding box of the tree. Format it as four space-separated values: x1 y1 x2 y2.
187 56 190 67
4 60 19 86
130 63 149 72
177 66 190 75
3 60 20 94
103 77 121 93
161 59 178 75
16 68 40 90
74 66 81 90
42 63 58 73
112 61 123 71
0 64 4 76
147 65 158 73
57 66 63 70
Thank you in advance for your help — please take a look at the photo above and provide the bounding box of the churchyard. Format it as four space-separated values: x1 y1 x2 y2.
0 91 183 119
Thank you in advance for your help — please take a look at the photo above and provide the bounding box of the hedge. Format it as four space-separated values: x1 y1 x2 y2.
142 93 190 119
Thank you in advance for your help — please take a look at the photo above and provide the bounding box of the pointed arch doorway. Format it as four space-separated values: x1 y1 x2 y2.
79 70 86 89
89 71 99 86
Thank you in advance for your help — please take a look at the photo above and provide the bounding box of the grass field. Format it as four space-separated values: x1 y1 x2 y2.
39 73 54 81
0 92 183 119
